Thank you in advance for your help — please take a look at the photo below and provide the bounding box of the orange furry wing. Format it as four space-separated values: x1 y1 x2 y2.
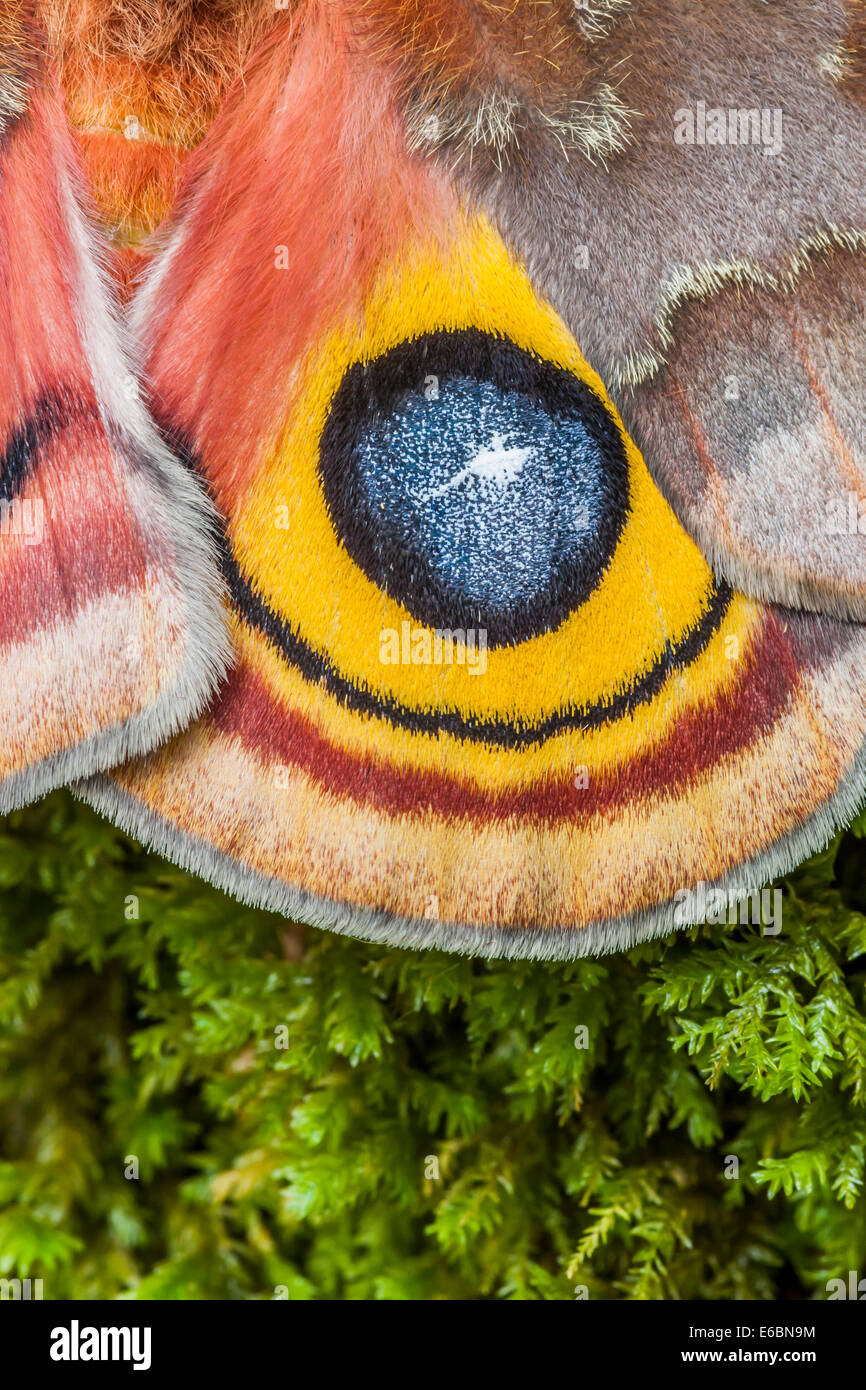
0 7 229 811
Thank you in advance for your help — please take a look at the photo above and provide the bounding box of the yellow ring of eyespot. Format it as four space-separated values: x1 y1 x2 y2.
227 213 763 782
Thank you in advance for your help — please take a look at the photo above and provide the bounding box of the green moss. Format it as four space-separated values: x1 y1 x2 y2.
1 791 864 1300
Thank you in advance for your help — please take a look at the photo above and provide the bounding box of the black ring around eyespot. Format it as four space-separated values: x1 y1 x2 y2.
317 329 630 649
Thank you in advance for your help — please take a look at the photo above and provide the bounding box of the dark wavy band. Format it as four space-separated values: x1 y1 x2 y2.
222 549 732 749
0 389 101 503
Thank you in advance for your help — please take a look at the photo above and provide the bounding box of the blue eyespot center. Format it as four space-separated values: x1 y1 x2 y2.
319 329 629 648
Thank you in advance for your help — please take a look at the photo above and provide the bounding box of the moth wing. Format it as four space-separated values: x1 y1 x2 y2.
0 19 229 811
81 4 866 957
620 247 866 618
405 0 866 616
